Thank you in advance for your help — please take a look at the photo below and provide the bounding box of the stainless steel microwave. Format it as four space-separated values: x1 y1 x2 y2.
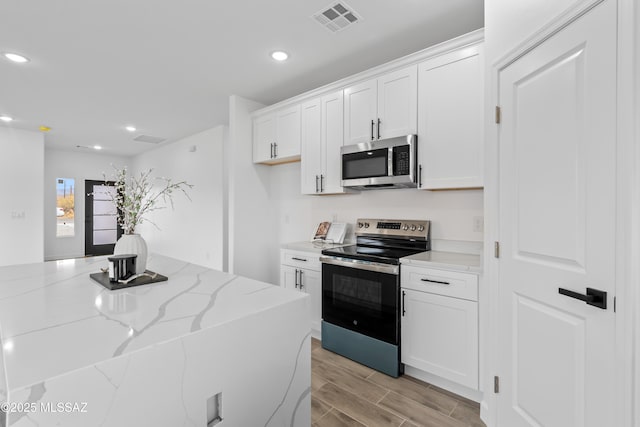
341 135 417 190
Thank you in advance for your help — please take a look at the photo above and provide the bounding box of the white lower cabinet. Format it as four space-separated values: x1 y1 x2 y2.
401 265 479 390
280 250 322 336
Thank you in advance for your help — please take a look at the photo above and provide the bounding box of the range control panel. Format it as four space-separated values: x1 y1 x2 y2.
355 218 430 239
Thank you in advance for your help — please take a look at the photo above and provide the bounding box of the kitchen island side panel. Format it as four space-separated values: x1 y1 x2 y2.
6 297 310 427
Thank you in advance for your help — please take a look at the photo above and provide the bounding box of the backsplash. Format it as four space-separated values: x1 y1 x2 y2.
270 162 484 249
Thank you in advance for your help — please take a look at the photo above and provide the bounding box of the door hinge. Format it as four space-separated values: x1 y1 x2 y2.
494 376 500 393
495 106 501 124
494 241 500 258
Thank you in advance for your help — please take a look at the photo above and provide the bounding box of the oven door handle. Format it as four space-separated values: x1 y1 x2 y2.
320 256 399 275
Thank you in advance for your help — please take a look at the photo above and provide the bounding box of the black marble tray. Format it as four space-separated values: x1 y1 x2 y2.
90 270 168 290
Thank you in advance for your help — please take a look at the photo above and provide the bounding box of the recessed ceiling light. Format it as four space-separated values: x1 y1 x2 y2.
271 51 289 61
125 126 136 132
93 145 102 150
3 52 29 63
0 115 13 122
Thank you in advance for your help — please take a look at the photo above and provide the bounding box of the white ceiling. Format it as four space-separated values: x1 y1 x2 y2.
0 0 483 157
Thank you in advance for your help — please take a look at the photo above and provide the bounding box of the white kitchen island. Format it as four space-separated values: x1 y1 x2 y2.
0 255 310 427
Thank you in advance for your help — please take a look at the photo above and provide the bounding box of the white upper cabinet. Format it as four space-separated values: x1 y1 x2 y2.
417 43 484 189
344 65 417 145
301 98 322 194
301 91 348 195
377 66 418 139
253 104 301 164
344 79 377 144
252 114 275 164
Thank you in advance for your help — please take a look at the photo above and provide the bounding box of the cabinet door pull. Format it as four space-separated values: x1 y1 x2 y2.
294 269 299 288
418 164 422 188
291 257 307 262
274 142 278 158
299 270 304 289
420 278 450 285
270 143 273 159
315 175 319 193
377 118 381 140
402 290 406 316
320 175 324 192
371 120 375 141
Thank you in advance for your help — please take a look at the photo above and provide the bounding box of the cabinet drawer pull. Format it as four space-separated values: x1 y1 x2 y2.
420 278 450 285
291 257 307 262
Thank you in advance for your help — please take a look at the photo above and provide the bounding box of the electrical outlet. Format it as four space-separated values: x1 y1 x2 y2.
473 216 484 232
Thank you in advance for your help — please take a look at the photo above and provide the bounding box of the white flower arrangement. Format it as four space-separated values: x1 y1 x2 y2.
105 166 193 235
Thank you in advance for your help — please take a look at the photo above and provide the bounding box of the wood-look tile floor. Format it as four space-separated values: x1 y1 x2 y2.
311 338 486 427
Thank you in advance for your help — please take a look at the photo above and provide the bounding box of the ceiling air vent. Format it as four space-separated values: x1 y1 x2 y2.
133 135 166 144
313 2 362 33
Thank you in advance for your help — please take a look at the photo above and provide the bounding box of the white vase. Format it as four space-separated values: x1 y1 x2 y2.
113 233 148 274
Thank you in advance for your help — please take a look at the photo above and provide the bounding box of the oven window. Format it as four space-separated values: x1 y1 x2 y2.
333 275 382 312
342 148 388 179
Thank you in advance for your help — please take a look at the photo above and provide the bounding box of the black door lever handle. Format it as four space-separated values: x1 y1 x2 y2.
558 287 607 310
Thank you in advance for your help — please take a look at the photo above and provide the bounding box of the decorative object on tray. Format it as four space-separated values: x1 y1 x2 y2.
90 269 168 290
103 166 193 274
107 254 137 282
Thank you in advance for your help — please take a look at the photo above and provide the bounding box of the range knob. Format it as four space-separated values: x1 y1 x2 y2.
410 224 416 231
358 222 364 228
402 224 409 231
364 222 370 228
418 225 425 232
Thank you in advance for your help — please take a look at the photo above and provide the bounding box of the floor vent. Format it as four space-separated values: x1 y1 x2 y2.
312 2 362 33
133 135 166 144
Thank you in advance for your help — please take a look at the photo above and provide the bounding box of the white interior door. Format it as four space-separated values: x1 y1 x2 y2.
497 1 617 426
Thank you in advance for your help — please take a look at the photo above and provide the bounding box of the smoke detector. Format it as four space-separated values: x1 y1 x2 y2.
313 2 362 33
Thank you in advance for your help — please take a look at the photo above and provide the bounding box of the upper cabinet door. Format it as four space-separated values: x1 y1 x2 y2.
321 90 345 194
377 65 417 139
417 44 484 189
301 98 322 194
252 113 275 163
275 104 301 160
343 79 377 145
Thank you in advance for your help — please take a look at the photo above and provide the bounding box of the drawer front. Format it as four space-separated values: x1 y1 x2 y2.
401 265 478 301
280 249 321 271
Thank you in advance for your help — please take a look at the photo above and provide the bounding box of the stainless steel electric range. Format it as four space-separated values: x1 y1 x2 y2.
319 218 430 377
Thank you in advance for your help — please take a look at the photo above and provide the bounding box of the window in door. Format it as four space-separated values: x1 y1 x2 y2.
56 178 75 237
85 180 122 256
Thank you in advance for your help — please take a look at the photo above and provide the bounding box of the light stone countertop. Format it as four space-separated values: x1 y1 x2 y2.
0 254 306 393
400 251 482 274
281 241 349 254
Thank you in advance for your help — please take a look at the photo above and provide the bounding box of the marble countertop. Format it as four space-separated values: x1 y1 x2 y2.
0 254 306 392
400 251 482 273
281 241 349 254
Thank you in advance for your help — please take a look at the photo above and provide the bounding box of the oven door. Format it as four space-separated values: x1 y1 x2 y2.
321 257 399 345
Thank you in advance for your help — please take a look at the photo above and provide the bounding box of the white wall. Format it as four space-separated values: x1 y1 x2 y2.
44 149 129 260
270 162 484 247
228 95 282 284
133 126 226 271
0 128 44 267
